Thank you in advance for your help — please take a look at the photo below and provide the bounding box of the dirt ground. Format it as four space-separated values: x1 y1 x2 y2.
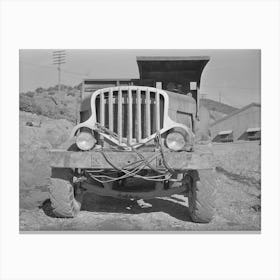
20 119 261 232
20 172 261 231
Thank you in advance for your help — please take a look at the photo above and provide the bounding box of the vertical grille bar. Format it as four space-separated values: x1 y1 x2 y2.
96 86 164 145
145 89 151 137
118 88 122 143
155 91 160 131
99 91 104 141
108 89 113 131
152 95 156 133
127 88 133 144
136 88 141 141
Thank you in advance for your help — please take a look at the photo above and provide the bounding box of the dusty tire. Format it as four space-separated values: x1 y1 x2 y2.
188 169 216 223
49 168 81 218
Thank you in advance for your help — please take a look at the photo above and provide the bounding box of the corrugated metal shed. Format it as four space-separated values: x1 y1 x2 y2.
211 103 261 142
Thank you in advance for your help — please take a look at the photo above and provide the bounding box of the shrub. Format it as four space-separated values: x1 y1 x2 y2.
35 87 44 94
25 91 35 98
19 95 34 112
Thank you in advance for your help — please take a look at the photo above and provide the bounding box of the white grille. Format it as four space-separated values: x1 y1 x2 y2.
95 86 165 144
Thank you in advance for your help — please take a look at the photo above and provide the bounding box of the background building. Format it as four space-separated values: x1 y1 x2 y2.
210 103 261 142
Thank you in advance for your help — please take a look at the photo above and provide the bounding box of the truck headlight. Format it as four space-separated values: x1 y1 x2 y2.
76 131 96 151
166 131 186 151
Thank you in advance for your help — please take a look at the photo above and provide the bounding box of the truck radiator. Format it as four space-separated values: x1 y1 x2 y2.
95 87 164 145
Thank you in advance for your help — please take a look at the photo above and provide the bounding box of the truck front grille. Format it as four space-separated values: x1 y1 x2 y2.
95 87 165 144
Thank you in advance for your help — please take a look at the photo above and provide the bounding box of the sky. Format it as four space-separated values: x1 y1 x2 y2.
19 49 260 108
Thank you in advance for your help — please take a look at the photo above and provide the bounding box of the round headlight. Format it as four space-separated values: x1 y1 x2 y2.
166 132 186 151
76 131 96 151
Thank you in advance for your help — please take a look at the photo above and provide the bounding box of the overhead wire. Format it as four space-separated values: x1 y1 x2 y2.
20 61 89 77
85 124 177 184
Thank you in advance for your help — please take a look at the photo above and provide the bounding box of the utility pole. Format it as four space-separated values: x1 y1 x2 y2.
53 50 66 94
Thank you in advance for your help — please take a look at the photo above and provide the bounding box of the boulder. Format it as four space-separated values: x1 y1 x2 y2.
19 111 74 189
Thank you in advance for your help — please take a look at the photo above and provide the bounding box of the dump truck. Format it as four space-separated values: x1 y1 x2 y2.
49 56 216 223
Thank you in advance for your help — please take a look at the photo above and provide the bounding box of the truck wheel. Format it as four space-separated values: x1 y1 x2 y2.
49 168 81 218
188 169 215 223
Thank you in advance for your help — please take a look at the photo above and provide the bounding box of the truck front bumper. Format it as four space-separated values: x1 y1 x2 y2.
50 146 214 171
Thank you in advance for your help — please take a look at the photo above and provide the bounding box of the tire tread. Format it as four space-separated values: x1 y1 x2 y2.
49 168 81 218
188 169 216 223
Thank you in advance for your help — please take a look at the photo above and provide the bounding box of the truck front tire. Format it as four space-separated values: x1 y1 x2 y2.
188 169 216 223
49 168 81 218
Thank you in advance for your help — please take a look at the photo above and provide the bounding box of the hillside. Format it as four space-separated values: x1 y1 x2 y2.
20 85 81 123
200 98 237 124
200 98 237 114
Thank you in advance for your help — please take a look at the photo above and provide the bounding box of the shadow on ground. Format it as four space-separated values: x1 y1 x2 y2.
41 192 192 222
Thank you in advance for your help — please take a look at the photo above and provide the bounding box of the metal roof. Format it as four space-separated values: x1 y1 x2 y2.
246 127 261 132
218 130 233 135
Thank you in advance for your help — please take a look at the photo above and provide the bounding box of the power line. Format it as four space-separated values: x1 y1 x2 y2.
52 50 66 94
20 61 87 77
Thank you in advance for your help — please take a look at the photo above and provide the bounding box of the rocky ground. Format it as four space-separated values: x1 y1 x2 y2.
19 112 261 232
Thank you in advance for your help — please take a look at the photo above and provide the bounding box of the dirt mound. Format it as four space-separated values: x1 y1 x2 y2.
20 111 74 190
